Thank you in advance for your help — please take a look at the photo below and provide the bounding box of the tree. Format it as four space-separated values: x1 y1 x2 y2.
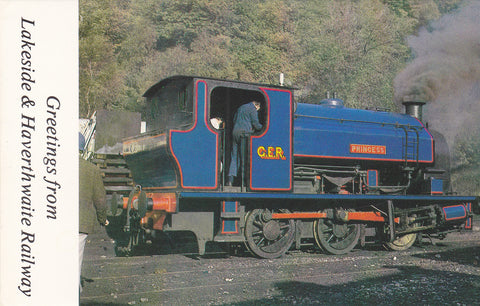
293 0 415 110
79 0 127 117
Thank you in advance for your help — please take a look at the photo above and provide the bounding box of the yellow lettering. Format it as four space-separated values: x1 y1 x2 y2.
276 147 286 160
257 146 266 158
268 147 275 158
258 145 287 160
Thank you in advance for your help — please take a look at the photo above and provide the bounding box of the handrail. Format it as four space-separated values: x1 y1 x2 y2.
398 125 421 166
295 113 425 130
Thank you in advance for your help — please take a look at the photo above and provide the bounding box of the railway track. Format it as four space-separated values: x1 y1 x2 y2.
80 227 480 305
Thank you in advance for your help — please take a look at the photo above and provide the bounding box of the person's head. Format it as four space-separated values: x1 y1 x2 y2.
252 101 261 111
79 132 86 153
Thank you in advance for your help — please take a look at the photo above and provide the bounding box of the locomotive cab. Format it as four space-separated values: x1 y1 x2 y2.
124 76 294 192
209 86 268 189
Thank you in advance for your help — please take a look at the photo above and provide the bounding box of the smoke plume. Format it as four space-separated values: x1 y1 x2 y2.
393 1 480 146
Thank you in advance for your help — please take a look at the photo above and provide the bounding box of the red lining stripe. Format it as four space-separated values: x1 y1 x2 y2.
169 80 219 189
249 87 293 191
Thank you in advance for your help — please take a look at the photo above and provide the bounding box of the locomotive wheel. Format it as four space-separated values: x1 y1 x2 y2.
244 208 295 259
384 233 417 251
313 218 360 255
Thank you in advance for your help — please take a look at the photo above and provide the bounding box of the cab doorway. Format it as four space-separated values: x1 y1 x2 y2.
209 86 266 188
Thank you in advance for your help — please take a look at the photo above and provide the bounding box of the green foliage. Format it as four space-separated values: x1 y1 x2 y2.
450 126 480 196
145 0 226 51
453 129 480 169
79 0 158 117
78 0 461 114
79 0 440 116
80 0 126 117
294 0 415 110
451 168 480 196
79 0 478 194
434 0 462 14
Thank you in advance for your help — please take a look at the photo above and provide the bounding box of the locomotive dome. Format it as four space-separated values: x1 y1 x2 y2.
318 98 344 108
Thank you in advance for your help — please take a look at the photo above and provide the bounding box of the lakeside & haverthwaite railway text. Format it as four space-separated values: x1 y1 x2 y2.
17 16 66 298
18 16 37 297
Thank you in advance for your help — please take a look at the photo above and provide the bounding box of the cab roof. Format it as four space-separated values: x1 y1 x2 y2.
143 75 295 98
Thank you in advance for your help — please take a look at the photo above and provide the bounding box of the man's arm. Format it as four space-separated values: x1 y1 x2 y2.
92 166 108 225
249 104 263 131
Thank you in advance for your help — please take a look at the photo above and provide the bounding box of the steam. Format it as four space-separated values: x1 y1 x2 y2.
393 1 480 145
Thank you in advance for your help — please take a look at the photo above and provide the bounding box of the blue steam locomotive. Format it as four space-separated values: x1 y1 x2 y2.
112 75 477 258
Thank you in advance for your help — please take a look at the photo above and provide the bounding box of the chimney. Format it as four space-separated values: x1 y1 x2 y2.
402 97 426 122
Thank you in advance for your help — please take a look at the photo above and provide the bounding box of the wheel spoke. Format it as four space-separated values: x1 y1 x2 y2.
253 220 264 229
252 230 263 236
326 233 334 243
256 237 265 246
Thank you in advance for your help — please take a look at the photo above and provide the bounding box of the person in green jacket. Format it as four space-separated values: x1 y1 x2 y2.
79 133 108 292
